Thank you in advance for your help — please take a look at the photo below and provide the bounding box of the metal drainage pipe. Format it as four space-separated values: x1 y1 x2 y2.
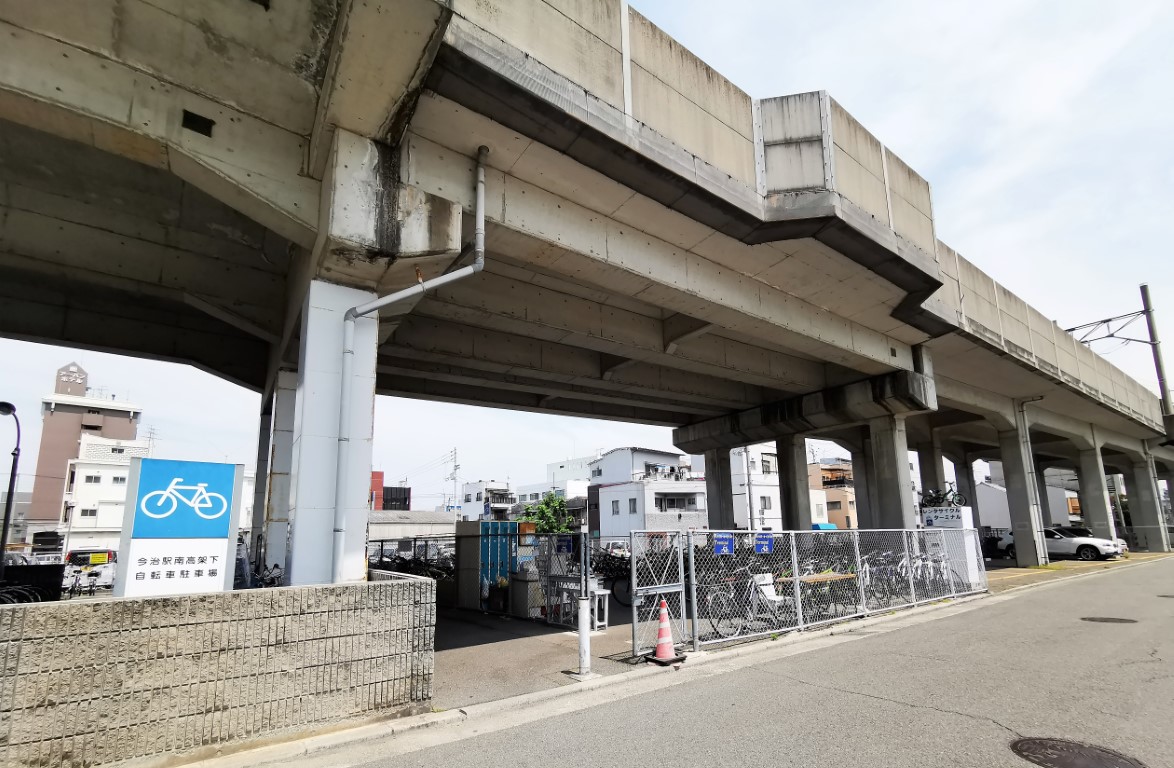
330 145 489 584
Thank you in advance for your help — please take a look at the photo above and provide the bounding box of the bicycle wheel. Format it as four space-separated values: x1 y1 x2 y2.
140 490 177 518
706 590 746 639
952 492 968 507
196 492 229 520
610 576 632 607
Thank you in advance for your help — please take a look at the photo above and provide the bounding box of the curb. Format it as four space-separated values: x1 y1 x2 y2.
992 553 1171 596
177 592 990 768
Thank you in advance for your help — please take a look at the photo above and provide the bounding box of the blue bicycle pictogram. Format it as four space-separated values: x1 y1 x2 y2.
131 459 236 539
140 477 228 520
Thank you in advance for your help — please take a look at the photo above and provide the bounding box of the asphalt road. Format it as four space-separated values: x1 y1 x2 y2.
361 558 1174 768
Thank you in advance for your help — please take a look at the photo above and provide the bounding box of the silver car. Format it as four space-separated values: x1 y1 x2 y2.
997 528 1121 561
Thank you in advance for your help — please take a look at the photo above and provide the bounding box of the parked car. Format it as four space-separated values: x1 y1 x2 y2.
1055 526 1129 554
601 540 631 558
997 528 1121 561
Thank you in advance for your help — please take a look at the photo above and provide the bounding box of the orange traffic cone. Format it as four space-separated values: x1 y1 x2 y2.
646 598 686 666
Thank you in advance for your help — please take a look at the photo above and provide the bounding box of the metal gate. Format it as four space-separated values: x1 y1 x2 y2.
630 530 691 656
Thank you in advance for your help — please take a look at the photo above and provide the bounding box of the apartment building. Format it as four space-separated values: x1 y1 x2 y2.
459 480 516 521
586 448 708 538
728 445 830 530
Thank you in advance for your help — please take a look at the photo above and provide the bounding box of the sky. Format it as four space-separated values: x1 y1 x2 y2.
3 1 1173 502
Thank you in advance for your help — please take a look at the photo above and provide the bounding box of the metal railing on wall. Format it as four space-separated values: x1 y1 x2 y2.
630 528 987 655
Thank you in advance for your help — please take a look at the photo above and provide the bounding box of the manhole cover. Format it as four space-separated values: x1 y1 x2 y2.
1011 738 1147 767
1080 617 1137 624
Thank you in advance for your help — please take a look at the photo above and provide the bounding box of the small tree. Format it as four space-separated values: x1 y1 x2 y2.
519 492 573 533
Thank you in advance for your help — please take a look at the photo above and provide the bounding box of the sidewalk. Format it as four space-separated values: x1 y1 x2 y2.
985 551 1172 593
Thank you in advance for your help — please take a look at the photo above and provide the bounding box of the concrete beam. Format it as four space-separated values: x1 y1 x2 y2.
308 0 452 178
663 313 715 354
376 372 697 426
375 355 727 418
414 271 826 391
0 20 319 247
673 370 937 453
388 314 762 410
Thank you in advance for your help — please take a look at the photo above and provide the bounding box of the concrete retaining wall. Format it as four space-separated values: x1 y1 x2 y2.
0 578 435 768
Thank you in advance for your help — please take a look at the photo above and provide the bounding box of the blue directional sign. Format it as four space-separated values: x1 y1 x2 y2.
713 532 735 555
754 533 775 554
131 459 235 539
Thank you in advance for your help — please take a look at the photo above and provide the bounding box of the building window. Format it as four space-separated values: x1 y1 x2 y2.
84 475 100 484
80 508 97 518
828 501 842 511
849 500 855 508
611 500 620 516
629 498 637 514
111 447 124 454
112 476 127 485
687 497 696 507
846 516 853 528
592 468 602 477
531 493 540 501
759 496 772 510
464 494 472 503
761 458 773 474
476 492 483 501
749 458 757 471
816 503 825 515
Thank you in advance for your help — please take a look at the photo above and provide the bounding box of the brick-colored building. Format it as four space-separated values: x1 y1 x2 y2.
807 460 859 529
27 363 141 528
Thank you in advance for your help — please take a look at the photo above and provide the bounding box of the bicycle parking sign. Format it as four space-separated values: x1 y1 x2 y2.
115 458 242 598
133 459 235 539
754 532 775 554
714 532 735 555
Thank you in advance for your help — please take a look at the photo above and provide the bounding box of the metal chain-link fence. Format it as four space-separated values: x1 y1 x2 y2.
663 528 987 648
630 531 691 656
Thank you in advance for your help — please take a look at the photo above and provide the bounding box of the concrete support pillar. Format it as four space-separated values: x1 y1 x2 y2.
260 369 297 572
997 427 1046 566
705 448 734 529
1077 449 1116 544
917 436 946 495
1035 469 1053 528
776 434 812 530
869 415 916 529
287 280 378 585
250 410 271 565
1129 460 1171 552
851 441 879 529
953 457 980 528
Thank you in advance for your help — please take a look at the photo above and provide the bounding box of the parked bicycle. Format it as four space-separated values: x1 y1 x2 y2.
590 548 632 607
919 481 967 508
701 564 797 639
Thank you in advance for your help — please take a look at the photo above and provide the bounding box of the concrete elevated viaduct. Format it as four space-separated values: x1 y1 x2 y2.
0 0 1168 582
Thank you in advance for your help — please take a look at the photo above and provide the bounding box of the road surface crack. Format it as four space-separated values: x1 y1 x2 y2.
765 670 1024 738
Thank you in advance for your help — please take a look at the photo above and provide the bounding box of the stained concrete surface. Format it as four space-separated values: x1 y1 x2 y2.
985 552 1172 593
433 599 637 709
369 556 1174 768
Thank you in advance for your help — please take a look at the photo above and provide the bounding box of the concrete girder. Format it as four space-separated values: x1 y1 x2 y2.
933 375 1016 432
0 20 319 248
673 370 937 453
0 264 268 390
375 372 699 427
375 355 729 419
308 0 452 178
663 313 715 354
402 131 916 376
412 271 826 392
386 314 761 410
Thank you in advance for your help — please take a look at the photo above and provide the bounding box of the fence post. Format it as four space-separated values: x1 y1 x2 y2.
904 530 918 603
790 532 804 629
851 530 867 615
630 531 639 657
577 531 591 676
687 530 699 652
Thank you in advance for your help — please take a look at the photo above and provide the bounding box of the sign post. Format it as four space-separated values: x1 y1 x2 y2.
114 458 243 597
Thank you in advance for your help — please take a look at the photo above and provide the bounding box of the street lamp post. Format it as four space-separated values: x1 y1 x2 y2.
0 402 20 583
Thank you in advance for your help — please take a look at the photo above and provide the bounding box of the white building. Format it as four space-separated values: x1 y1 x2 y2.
729 444 829 530
515 454 599 504
588 448 708 539
974 481 1074 529
459 480 515 521
59 434 151 552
